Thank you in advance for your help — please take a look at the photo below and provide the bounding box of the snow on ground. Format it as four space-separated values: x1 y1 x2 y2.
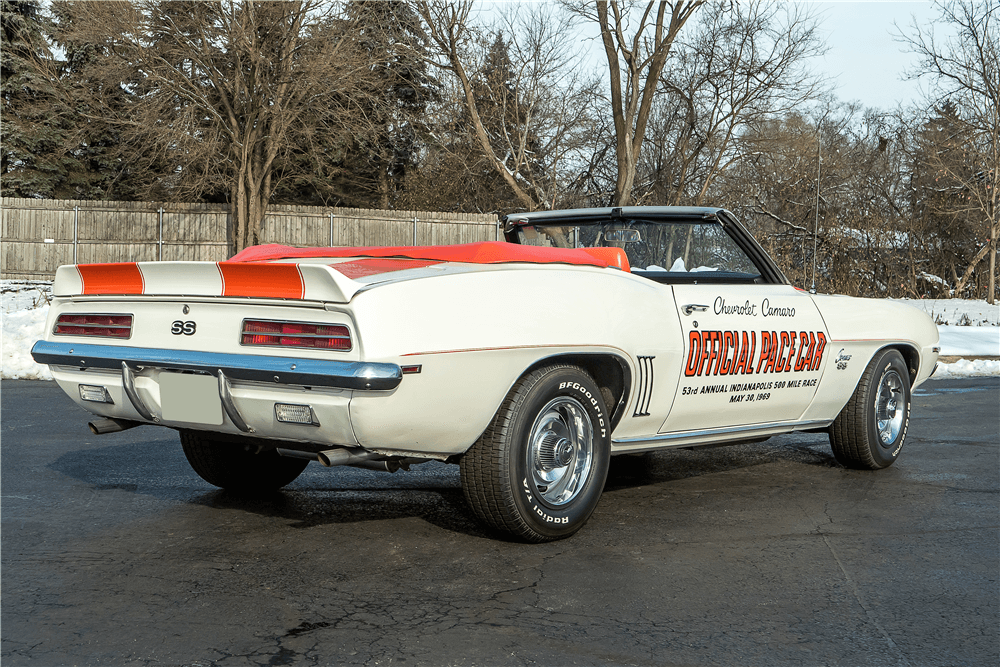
2 281 998 381
932 358 1000 378
2 305 52 380
892 298 999 326
937 325 1000 356
2 281 54 380
893 298 999 378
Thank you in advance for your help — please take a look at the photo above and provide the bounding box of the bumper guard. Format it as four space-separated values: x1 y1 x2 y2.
32 341 402 434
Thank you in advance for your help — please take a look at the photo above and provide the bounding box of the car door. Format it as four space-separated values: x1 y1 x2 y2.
662 283 830 434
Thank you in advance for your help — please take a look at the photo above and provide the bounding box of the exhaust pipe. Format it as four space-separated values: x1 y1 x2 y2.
275 447 377 467
275 448 321 462
317 448 378 467
88 417 143 435
275 448 431 473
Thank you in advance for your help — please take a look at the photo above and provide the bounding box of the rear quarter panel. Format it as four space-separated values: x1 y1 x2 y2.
347 265 683 455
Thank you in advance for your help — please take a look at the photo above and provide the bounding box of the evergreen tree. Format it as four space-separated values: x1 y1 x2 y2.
307 0 438 209
910 101 983 291
0 0 70 197
46 1 139 199
401 31 542 214
473 32 543 191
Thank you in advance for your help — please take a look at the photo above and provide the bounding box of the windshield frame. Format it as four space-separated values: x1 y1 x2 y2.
502 207 789 285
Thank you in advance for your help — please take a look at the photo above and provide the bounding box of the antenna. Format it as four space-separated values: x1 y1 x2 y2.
810 125 821 294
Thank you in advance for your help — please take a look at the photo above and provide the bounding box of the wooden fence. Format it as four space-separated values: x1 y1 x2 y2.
0 198 498 280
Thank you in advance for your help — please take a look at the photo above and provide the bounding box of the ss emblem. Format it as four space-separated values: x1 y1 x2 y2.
171 320 196 335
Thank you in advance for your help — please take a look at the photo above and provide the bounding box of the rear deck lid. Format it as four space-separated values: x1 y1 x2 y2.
53 242 629 304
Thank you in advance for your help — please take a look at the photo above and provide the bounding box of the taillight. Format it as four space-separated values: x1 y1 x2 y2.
241 319 351 350
54 314 133 338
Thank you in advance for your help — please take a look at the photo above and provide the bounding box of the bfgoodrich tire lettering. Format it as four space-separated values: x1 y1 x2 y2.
461 365 612 542
180 430 308 492
829 348 911 470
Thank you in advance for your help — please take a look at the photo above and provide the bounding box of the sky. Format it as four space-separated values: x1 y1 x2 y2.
483 1 951 112
814 1 944 109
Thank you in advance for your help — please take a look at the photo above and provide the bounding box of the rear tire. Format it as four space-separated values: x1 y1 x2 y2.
829 349 910 470
180 430 308 492
461 365 611 542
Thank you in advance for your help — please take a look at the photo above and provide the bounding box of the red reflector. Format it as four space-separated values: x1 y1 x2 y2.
54 314 133 338
241 320 351 350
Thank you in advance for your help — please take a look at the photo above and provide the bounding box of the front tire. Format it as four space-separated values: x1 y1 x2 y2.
180 430 308 492
461 365 612 542
829 348 911 469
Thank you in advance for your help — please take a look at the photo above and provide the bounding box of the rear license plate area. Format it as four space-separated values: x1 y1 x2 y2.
159 372 223 425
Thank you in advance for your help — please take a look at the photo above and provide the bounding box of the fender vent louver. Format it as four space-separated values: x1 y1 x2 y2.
633 356 655 417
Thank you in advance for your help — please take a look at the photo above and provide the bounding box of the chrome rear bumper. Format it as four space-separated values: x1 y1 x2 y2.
31 341 402 391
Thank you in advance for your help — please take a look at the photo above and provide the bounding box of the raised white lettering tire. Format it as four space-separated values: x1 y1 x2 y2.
180 430 308 492
461 365 611 542
829 348 911 469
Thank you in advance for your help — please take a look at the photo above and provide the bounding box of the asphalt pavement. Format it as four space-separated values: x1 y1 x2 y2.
2 377 997 666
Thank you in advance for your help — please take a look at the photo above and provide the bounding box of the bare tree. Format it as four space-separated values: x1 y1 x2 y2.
567 0 703 205
413 1 597 212
643 0 825 206
66 1 374 253
900 0 999 303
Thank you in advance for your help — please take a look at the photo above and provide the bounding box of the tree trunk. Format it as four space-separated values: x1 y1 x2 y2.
597 0 703 206
614 136 637 206
378 164 390 210
231 179 248 256
953 229 996 298
229 164 269 255
988 223 997 305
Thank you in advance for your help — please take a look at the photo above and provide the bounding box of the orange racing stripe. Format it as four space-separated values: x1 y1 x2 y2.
77 263 145 295
217 262 304 299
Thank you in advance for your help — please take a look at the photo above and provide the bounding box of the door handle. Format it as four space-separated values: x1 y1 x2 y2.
683 304 709 315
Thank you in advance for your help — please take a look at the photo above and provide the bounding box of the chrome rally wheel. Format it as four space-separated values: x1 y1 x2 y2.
527 397 595 506
875 369 906 446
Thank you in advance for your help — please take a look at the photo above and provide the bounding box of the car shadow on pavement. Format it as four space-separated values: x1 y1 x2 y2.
47 431 841 540
194 482 492 539
46 439 498 538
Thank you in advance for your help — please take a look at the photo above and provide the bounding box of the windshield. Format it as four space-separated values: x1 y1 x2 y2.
515 219 759 275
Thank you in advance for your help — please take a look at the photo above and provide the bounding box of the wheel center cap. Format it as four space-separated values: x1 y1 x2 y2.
555 439 574 467
886 399 897 415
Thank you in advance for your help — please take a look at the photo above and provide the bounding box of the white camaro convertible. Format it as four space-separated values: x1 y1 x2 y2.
32 207 940 541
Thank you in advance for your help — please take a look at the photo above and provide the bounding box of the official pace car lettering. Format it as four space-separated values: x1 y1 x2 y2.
684 330 827 378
